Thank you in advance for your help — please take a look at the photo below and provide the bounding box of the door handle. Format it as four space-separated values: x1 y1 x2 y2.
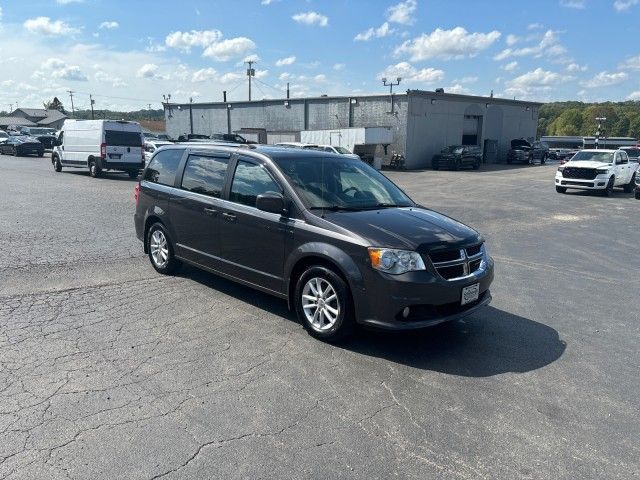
222 212 237 222
203 207 218 216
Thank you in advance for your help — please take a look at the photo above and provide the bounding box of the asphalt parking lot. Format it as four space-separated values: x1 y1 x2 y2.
1 153 638 480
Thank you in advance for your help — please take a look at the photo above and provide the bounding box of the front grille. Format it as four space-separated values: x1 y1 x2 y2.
397 291 488 322
562 167 598 180
561 181 594 187
428 244 484 280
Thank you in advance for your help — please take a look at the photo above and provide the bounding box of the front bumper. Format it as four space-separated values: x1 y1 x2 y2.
555 173 608 190
353 256 494 330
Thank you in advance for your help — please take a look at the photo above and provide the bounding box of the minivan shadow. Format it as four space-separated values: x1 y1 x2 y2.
179 266 565 377
66 171 140 182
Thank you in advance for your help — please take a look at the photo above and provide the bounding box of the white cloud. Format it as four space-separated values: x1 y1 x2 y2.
99 21 119 30
566 63 588 72
445 84 472 95
560 0 585 8
314 74 327 82
528 23 544 30
292 12 329 27
458 76 478 83
355 22 392 41
242 54 260 64
627 91 640 100
56 0 84 4
379 61 444 83
94 70 126 87
333 63 345 71
582 71 628 88
165 30 222 52
619 55 640 70
506 34 520 46
203 37 256 61
493 30 566 60
40 57 88 81
275 56 296 66
395 27 501 61
614 0 639 11
503 68 573 98
137 63 159 79
502 61 518 71
386 0 417 25
23 17 79 36
191 68 218 82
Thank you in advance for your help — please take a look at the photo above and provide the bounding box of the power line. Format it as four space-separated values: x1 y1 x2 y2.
253 77 282 94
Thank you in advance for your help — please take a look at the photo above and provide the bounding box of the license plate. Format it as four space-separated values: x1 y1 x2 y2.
109 154 122 159
461 283 480 305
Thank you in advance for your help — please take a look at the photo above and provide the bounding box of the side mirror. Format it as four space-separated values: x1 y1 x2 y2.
256 192 287 215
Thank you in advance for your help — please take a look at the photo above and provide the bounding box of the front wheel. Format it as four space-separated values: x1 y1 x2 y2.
635 188 640 200
602 177 615 197
472 160 480 170
623 173 635 193
556 186 567 194
53 156 62 172
541 154 547 165
295 266 354 342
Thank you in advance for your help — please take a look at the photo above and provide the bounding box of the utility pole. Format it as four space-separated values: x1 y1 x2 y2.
189 97 194 135
286 82 290 99
223 91 227 102
162 94 172 118
382 77 402 114
595 117 607 150
8 103 13 113
245 60 256 101
90 94 95 120
67 90 75 116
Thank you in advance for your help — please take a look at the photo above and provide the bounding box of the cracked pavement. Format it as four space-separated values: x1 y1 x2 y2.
1 155 638 479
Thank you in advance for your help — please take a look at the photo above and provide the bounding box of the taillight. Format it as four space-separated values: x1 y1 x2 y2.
100 143 106 158
134 182 140 207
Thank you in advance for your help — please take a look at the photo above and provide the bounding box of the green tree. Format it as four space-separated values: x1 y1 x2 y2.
43 97 66 113
581 104 619 137
547 108 583 136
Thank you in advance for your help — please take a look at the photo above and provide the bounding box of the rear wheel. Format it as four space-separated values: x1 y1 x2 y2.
53 155 62 172
453 159 461 171
146 223 181 274
89 159 101 178
128 171 139 179
541 154 547 165
635 188 640 200
38 149 44 157
13 146 19 157
623 173 635 193
295 266 354 342
472 160 480 170
432 162 439 170
556 186 567 194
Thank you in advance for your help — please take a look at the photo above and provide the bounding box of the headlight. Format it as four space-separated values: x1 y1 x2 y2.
557 166 565 172
368 247 426 275
596 170 609 176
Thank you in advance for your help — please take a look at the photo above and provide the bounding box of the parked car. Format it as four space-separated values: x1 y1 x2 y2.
20 127 57 149
550 148 576 161
134 145 494 341
0 134 44 157
274 142 319 149
307 145 361 160
52 119 144 178
177 133 211 142
144 140 173 163
559 149 580 165
0 130 8 144
211 133 249 144
432 145 482 170
555 149 638 196
507 139 548 165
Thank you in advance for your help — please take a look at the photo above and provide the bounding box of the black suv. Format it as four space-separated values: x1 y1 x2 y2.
432 145 482 170
507 139 548 165
134 145 494 341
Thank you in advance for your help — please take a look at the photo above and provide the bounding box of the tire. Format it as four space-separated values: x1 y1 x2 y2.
38 149 44 157
128 171 139 179
556 186 567 194
506 158 512 165
602 177 615 197
635 189 640 200
623 173 635 193
472 160 480 170
89 159 101 178
453 159 461 171
146 223 181 275
432 162 439 171
541 154 547 165
53 155 62 172
294 266 354 342
13 147 19 157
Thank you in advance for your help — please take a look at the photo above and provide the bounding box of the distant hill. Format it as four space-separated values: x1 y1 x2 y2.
537 101 640 139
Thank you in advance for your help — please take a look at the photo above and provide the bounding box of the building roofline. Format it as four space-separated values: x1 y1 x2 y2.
166 89 544 109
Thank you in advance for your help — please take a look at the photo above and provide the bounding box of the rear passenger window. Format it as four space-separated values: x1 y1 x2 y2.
181 154 229 197
229 160 281 207
144 149 183 186
105 130 142 147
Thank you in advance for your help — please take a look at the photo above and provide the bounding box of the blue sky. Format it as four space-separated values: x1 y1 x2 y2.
0 0 639 111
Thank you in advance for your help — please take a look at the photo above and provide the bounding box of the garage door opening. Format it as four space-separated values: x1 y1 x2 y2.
462 115 483 146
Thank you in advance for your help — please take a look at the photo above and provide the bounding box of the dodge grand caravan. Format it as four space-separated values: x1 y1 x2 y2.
134 145 494 341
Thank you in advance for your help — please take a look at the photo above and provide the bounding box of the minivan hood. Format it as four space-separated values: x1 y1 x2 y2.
320 206 482 251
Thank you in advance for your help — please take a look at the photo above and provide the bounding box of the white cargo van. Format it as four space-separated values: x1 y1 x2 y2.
52 120 144 178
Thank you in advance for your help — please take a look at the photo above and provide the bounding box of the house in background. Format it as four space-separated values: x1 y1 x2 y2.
0 108 68 130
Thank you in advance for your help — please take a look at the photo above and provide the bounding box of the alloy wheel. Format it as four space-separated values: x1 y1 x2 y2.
301 277 340 331
150 230 169 268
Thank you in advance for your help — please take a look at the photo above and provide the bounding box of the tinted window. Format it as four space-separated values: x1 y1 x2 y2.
105 130 142 147
144 149 183 186
229 160 281 207
181 154 229 197
620 152 628 164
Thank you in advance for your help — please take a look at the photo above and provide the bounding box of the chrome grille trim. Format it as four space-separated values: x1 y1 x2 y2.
429 244 485 281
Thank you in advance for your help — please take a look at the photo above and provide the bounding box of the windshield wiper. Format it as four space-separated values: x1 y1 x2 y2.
309 205 361 212
364 203 409 209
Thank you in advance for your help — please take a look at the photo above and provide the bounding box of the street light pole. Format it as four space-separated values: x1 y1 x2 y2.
595 117 607 150
382 77 402 114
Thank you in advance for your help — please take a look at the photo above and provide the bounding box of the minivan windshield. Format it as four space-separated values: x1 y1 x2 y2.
273 156 413 210
570 151 613 163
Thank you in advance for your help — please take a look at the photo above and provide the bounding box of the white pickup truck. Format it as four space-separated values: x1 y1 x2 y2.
555 149 638 196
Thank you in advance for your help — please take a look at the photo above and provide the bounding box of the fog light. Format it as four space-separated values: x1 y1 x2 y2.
402 307 410 318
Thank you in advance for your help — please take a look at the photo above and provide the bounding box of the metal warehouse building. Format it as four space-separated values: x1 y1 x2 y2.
165 90 541 169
